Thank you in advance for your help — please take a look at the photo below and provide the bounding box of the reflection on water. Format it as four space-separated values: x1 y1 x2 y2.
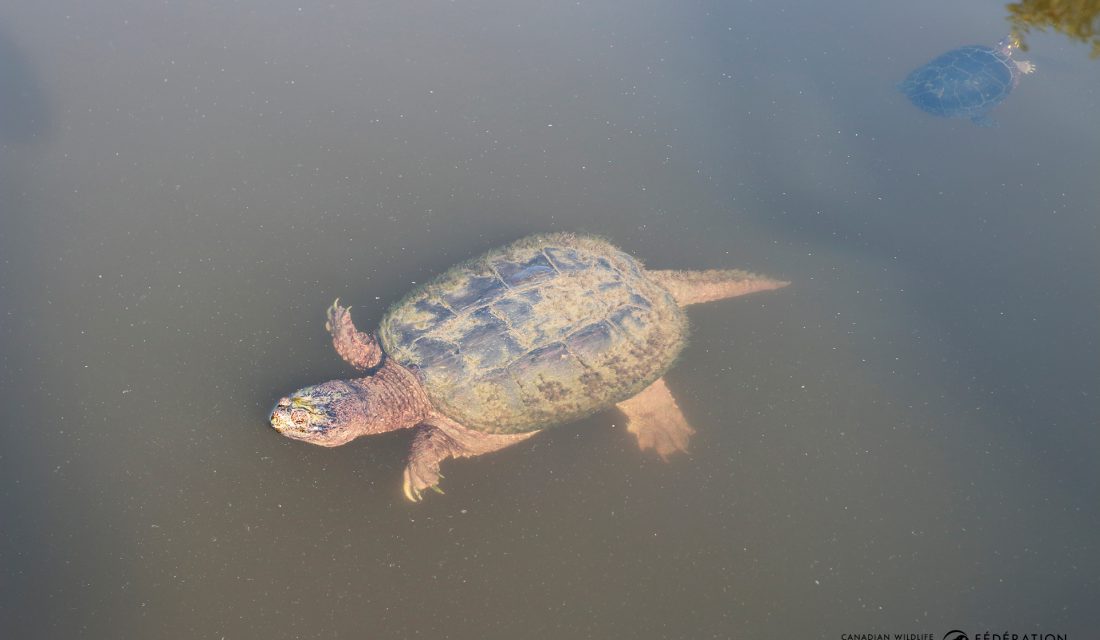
1007 0 1100 56
2 0 1099 638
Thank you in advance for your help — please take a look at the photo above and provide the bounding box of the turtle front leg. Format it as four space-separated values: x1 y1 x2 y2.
325 299 383 371
616 377 695 460
402 426 454 501
402 414 538 502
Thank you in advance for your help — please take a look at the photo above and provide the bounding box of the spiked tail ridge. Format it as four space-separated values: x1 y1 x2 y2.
647 269 790 306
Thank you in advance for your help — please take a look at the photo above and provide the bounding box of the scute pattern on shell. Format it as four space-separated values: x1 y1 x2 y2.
378 233 687 434
899 45 1016 119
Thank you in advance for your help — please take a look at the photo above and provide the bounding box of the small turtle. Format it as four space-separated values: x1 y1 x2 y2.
270 233 788 501
899 36 1035 126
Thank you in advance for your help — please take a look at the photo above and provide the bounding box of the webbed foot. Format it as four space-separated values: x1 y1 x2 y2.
1015 59 1036 74
617 377 695 460
326 298 383 370
629 413 694 460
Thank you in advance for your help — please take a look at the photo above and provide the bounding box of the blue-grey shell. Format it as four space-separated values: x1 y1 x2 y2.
899 45 1019 122
378 233 687 434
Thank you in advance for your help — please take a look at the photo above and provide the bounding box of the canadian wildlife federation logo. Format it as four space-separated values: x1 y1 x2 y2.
942 633 1068 640
840 631 1067 640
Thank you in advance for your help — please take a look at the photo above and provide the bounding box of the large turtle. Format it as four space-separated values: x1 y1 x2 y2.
270 233 788 501
899 36 1035 126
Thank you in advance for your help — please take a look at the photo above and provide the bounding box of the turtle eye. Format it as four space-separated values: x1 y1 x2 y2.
291 397 321 413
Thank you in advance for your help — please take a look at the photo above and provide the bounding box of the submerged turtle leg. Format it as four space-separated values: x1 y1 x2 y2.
646 269 789 306
617 377 695 460
970 113 997 128
402 413 538 502
325 299 383 371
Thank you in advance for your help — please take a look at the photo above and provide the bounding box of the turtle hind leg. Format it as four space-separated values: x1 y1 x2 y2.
617 377 695 460
970 113 997 128
646 269 789 306
326 299 383 371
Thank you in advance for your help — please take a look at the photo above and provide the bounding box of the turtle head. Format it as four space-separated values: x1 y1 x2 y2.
270 380 370 447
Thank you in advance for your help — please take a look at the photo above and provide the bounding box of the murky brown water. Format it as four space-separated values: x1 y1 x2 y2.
3 1 1098 638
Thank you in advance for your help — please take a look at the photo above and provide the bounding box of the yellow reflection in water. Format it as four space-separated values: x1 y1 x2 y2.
1006 0 1100 56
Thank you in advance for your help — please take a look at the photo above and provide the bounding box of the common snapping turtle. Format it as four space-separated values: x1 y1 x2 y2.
270 233 788 501
899 36 1035 126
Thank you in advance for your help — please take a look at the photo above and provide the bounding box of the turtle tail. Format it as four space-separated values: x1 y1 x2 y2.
647 269 789 306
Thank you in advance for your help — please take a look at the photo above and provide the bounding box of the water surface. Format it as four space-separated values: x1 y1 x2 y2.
2 0 1098 638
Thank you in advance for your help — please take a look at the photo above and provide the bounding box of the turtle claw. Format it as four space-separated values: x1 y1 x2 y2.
327 298 345 324
402 470 422 502
402 463 443 503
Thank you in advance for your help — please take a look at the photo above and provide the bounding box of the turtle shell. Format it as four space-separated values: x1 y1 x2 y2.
899 45 1017 121
378 233 687 434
